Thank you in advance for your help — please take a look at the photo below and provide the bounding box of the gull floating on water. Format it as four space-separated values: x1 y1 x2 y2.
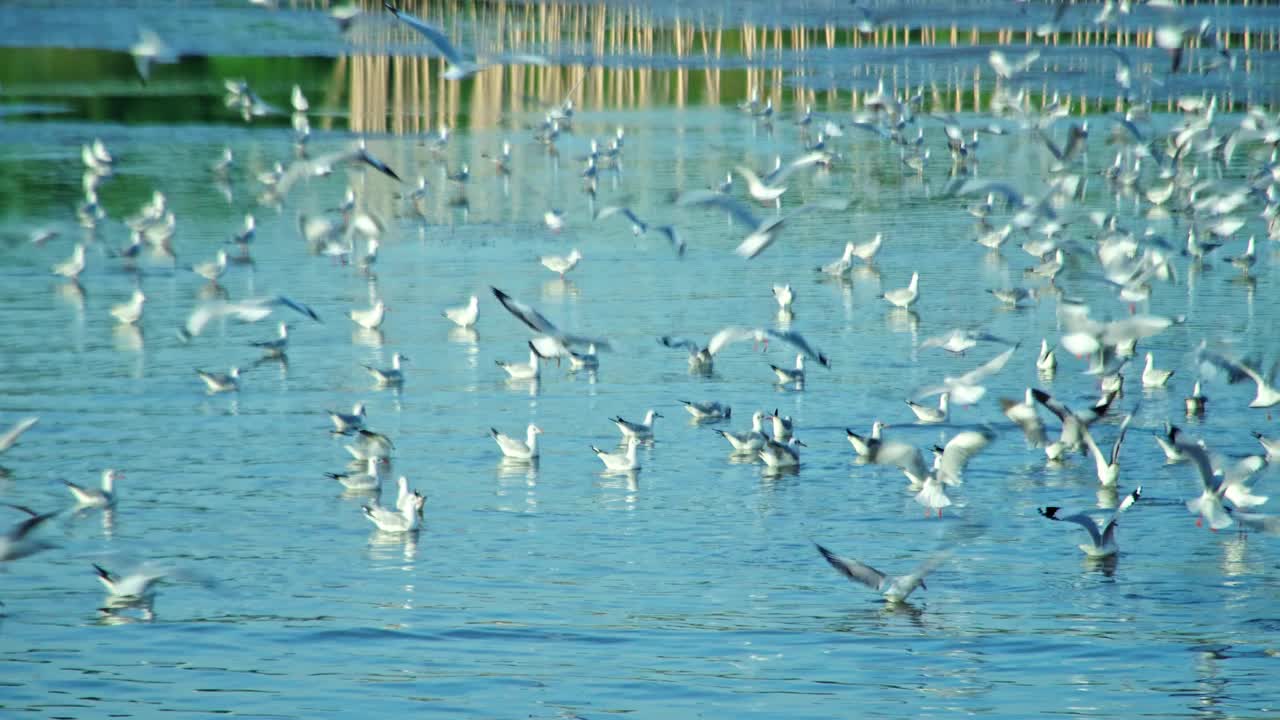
250 321 290 358
1039 486 1142 558
612 410 661 443
714 411 768 455
492 424 542 461
815 543 948 603
327 457 381 491
94 563 166 606
328 402 367 434
770 354 806 385
364 352 407 386
196 367 240 393
110 289 146 326
363 492 425 533
880 272 920 309
592 436 640 472
906 393 948 424
349 299 387 330
66 469 122 508
540 248 582 278
1142 352 1174 388
443 295 479 328
496 343 543 381
760 436 805 469
680 400 731 422
52 243 86 280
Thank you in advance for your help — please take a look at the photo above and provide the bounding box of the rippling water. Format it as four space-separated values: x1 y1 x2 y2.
2 2 1280 718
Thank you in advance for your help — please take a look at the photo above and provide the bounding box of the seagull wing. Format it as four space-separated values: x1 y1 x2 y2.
0 417 39 453
1038 506 1104 546
1100 485 1142 545
385 1 465 65
658 336 702 355
706 326 764 357
765 329 831 367
491 287 560 335
938 428 995 484
815 543 886 592
676 190 761 229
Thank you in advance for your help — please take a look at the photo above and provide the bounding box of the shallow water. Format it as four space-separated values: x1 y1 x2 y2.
2 2 1280 718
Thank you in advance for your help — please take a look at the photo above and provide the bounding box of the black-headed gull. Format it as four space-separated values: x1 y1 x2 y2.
680 400 731 422
760 436 804 468
1038 486 1141 558
1185 381 1207 416
1196 346 1280 408
880 272 919 309
326 457 381 491
1001 389 1046 447
110 289 146 326
179 295 320 341
496 343 543 381
250 321 290 358
1081 413 1133 487
612 410 661 443
363 492 425 532
66 469 122 508
52 243 86 280
491 287 611 360
815 543 948 603
1179 440 1235 531
772 283 794 311
714 411 768 455
1142 352 1174 388
349 300 387 330
906 393 948 424
917 345 1018 406
196 367 241 393
492 424 541 461
443 296 479 328
0 505 59 562
770 354 806 385
677 189 848 259
364 353 407 386
0 417 38 456
540 249 582 278
328 402 367 434
94 563 165 606
384 1 548 79
592 436 640 472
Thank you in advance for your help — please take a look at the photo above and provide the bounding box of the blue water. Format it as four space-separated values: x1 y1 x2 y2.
2 2 1280 718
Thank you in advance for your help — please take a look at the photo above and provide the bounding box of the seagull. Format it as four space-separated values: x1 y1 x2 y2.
592 437 640 472
394 476 424 518
1142 352 1174 388
713 411 768 455
179 295 321 341
760 436 805 469
0 505 59 562
196 367 241 393
913 461 952 518
612 410 661 443
383 1 548 79
920 329 1008 355
850 233 884 263
364 352 408 386
52 243 86 280
349 300 387 330
677 190 849 259
1081 413 1133 487
110 289 146 325
326 457 381 491
880 272 920 309
94 563 166 604
917 344 1019 406
1036 339 1057 374
906 393 948 424
845 420 888 458
926 428 997 486
1038 486 1142 558
817 242 857 276
1253 431 1280 460
770 354 806 385
1179 440 1235 531
1154 423 1187 463
0 417 39 456
273 139 401 197
443 295 479 328
734 164 788 205
66 469 123 508
1001 389 1046 447
567 343 599 372
770 410 794 443
661 327 830 375
1032 388 1113 460
191 249 229 282
814 543 948 603
250 321 290 358
772 283 794 311
1185 381 1207 416
491 424 542 460
496 343 543 381
491 287 611 360
328 402 367 434
130 28 178 83
594 205 649 236
540 248 583 278
1196 347 1280 408
680 400 731 422
363 492 425 533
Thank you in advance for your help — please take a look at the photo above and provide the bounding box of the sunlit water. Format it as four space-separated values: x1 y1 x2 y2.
2 2 1280 718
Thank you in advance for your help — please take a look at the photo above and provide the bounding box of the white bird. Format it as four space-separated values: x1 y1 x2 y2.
851 232 884 263
680 400 731 421
734 164 788 205
0 505 59 562
291 84 309 112
384 0 548 79
363 492 425 533
130 27 178 83
191 249 229 282
52 243 86 280
364 352 408 386
815 543 948 603
492 424 542 461
1253 431 1280 460
496 343 543 381
442 295 479 328
906 393 948 424
491 287 611 360
1038 486 1142 558
349 299 387 330
1153 423 1188 463
326 457 381 491
817 242 857 276
179 295 320 341
543 209 566 232
1185 381 1208 416
1142 352 1174 388
772 283 794 311
677 190 848 259
1180 440 1235 531
94 563 166 604
540 248 583 278
713 411 768 455
328 402 367 434
66 469 123 508
920 329 1007 355
1196 347 1280 408
880 272 920 309
249 321 290 358
913 467 952 518
592 436 640 472
1081 413 1132 487
612 410 662 443
928 428 997 486
0 417 38 456
393 475 424 518
196 367 241 393
110 289 147 325
1001 389 1046 447
567 343 599 372
845 420 888 458
760 436 805 468
661 326 830 375
917 344 1019 406
770 410 794 443
770 354 806 385
1036 338 1057 373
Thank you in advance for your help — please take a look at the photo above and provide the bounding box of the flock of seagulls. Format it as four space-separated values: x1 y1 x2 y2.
4 0 1280 629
